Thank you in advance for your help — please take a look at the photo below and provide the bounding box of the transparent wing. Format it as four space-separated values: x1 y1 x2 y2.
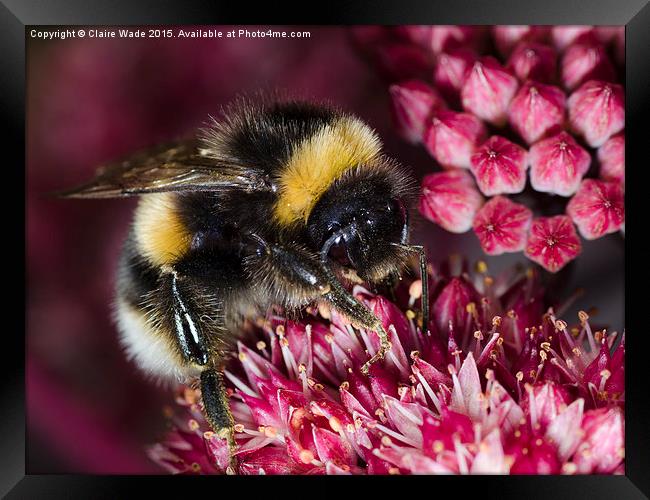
58 140 272 198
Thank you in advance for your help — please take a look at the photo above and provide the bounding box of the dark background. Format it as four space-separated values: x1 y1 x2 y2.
26 25 624 474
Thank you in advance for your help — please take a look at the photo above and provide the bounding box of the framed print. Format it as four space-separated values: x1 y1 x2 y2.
3 0 649 497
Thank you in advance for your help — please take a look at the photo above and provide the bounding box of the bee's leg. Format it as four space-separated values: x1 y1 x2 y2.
200 368 237 475
320 267 391 375
168 271 211 367
250 238 391 376
159 269 238 472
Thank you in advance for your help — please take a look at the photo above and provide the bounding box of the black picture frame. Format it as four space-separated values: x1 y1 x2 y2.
4 0 649 497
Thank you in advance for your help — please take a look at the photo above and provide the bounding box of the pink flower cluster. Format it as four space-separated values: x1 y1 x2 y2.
356 25 625 272
149 263 624 475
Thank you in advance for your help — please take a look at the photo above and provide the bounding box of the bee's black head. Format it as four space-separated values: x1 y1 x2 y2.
307 162 415 283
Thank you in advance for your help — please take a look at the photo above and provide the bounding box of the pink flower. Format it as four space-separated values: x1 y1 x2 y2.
573 407 624 474
431 276 476 336
149 262 624 475
433 48 476 106
597 134 625 185
547 314 625 409
419 169 483 233
424 109 487 169
521 382 571 432
524 215 582 272
568 80 625 148
473 196 532 255
508 82 566 145
469 136 528 196
389 80 446 144
507 42 557 83
566 179 625 240
461 57 519 126
493 25 550 57
529 131 591 196
561 40 616 91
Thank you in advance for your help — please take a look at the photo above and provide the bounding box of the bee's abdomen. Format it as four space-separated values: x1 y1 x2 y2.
114 233 192 382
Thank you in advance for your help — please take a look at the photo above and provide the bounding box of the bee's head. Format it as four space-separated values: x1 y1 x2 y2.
307 161 415 283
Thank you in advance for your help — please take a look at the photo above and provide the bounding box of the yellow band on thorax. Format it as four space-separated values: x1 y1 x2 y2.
274 116 381 226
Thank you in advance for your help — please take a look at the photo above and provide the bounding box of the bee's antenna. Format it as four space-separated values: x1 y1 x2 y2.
392 243 430 332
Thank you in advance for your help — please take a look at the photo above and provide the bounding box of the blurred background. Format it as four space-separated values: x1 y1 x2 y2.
26 25 624 473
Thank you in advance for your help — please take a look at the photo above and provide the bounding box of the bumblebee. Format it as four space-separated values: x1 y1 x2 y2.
62 97 429 471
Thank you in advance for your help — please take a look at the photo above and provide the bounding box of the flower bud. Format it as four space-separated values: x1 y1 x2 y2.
493 25 550 57
507 42 557 83
461 56 519 126
419 169 484 233
389 80 446 144
433 48 476 106
473 196 533 255
424 109 487 169
470 136 528 195
568 80 624 148
508 82 566 145
430 25 486 54
529 131 591 196
597 133 625 185
551 26 594 51
561 40 616 91
524 215 582 273
566 179 625 240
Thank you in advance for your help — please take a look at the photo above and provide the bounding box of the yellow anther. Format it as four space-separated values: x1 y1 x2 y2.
299 449 314 464
578 311 589 324
329 416 342 433
409 280 423 300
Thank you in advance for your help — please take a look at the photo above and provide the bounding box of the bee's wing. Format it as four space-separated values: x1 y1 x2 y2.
58 140 272 198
